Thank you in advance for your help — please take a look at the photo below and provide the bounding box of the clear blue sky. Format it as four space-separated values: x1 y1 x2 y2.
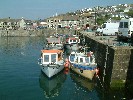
0 0 132 20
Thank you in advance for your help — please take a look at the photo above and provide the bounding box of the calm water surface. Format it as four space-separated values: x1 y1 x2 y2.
0 37 130 100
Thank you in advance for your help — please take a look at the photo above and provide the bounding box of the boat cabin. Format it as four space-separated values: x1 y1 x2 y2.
69 52 95 64
41 50 63 65
66 37 80 44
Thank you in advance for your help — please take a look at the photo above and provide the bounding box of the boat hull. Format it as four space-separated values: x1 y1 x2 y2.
70 64 96 80
41 64 64 78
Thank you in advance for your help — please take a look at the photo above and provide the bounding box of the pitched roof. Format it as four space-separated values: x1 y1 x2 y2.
62 15 80 21
0 18 20 22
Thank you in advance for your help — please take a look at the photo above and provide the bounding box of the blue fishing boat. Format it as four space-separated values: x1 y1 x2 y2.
68 50 97 80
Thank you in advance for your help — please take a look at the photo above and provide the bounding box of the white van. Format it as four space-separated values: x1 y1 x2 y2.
118 18 133 39
102 22 119 35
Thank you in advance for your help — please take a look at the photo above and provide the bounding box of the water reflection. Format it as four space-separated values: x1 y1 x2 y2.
70 71 95 91
0 37 46 56
39 71 67 98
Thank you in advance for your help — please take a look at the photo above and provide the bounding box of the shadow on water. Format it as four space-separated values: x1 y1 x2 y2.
70 71 95 91
69 71 100 100
39 70 67 99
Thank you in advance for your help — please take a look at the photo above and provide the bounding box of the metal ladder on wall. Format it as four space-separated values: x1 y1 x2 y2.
103 44 109 84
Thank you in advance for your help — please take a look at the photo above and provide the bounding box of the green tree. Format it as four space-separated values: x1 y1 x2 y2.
97 18 105 25
125 10 133 17
96 14 111 25
112 17 121 20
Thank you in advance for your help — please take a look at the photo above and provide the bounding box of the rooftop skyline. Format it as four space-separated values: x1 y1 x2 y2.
0 0 132 20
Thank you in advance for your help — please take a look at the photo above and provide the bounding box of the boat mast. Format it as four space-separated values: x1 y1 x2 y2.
56 13 58 35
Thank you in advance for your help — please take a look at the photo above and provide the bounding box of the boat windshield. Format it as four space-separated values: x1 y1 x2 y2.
79 58 84 63
44 55 49 62
51 54 56 63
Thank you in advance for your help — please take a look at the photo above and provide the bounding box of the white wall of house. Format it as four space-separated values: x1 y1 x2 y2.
19 18 26 28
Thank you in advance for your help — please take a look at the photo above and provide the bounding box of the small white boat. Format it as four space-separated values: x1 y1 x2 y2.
38 49 64 78
68 50 97 80
46 36 64 50
64 36 80 51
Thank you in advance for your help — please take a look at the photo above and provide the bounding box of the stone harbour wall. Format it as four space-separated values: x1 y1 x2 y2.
0 28 75 37
80 32 133 89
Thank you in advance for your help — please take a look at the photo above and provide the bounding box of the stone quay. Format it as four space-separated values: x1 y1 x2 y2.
79 31 133 92
0 28 75 37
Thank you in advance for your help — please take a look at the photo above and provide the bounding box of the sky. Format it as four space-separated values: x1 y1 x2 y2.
0 0 132 20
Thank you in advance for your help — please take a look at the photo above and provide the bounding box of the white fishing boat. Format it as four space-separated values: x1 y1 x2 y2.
68 50 97 80
64 35 80 51
38 49 64 78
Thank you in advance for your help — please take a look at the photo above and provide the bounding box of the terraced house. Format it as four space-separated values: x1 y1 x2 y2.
0 18 19 30
46 12 95 30
0 17 33 30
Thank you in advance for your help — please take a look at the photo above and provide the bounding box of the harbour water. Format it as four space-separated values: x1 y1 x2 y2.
0 37 131 100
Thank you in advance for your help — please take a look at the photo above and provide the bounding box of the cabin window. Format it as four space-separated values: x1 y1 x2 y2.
85 57 89 63
73 40 76 42
51 54 56 63
44 55 49 62
90 56 93 62
79 58 83 63
119 22 123 28
124 22 128 28
70 40 72 42
70 54 75 62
